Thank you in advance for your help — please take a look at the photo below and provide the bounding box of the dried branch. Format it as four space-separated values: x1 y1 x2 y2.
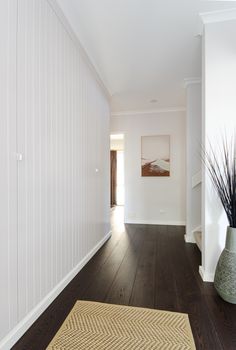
203 134 236 228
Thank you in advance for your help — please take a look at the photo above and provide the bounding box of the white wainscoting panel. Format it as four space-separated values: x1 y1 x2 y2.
17 0 110 322
0 0 18 341
0 0 110 347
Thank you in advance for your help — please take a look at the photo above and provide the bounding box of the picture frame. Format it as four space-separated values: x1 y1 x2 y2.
141 135 170 177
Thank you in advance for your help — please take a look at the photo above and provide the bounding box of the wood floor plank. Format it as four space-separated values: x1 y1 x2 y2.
204 294 236 350
12 207 236 350
155 225 180 312
105 226 144 305
129 236 156 308
79 222 138 302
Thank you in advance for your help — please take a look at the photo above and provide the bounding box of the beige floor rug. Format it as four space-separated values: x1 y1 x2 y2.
46 300 196 350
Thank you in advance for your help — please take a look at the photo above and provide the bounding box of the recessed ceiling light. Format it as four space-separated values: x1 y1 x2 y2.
150 99 158 103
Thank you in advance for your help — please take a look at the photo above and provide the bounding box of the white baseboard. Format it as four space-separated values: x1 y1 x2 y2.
0 231 112 350
199 265 214 282
125 218 186 226
193 225 201 232
184 225 201 244
184 234 196 243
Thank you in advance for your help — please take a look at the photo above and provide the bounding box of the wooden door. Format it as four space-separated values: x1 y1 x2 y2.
110 150 117 206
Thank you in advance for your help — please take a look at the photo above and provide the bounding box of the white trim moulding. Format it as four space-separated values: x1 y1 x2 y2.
199 265 214 283
192 170 202 189
184 234 196 244
111 107 186 117
200 8 236 25
47 0 111 100
125 219 186 226
184 78 201 88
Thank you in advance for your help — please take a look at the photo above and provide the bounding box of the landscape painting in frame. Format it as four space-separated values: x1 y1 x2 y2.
141 135 170 177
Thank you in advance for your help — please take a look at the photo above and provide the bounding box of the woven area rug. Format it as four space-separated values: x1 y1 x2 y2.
47 300 196 350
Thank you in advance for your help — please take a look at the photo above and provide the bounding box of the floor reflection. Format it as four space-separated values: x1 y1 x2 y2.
111 206 125 234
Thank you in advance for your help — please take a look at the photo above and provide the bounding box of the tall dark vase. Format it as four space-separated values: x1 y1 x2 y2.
214 227 236 304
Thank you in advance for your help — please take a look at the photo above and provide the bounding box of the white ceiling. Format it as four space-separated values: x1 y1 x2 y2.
57 0 235 112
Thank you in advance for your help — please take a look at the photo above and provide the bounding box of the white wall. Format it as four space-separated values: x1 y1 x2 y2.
111 111 186 225
0 0 18 341
185 81 202 241
0 0 110 348
201 17 236 281
110 138 124 151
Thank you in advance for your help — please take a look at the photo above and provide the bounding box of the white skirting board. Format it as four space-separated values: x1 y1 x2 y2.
125 219 186 226
199 265 214 282
184 226 201 244
0 231 112 350
184 234 196 243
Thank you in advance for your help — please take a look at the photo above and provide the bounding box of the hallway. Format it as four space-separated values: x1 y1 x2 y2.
13 207 236 350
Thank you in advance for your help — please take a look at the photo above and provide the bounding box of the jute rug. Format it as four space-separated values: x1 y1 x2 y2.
47 300 196 350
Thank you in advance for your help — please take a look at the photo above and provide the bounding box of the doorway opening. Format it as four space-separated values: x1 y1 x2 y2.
110 134 125 210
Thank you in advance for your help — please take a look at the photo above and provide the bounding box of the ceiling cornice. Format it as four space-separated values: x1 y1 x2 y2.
199 8 236 25
184 78 201 88
111 107 186 117
47 0 111 100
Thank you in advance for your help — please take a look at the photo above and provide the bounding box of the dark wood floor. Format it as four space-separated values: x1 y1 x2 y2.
13 206 236 350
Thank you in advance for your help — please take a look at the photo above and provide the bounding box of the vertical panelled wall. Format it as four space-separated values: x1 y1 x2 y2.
17 0 110 321
0 0 110 345
0 0 18 340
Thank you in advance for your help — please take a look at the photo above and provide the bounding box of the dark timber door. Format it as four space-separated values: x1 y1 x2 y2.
110 150 117 207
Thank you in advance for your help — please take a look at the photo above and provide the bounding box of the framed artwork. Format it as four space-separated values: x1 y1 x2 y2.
141 135 170 177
